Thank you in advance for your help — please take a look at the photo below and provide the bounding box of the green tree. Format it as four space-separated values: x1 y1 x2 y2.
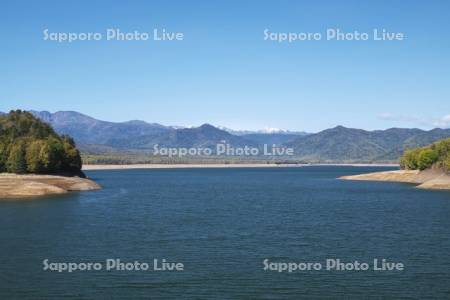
435 139 450 161
39 137 63 172
417 149 439 170
0 141 8 172
400 149 420 170
443 155 450 172
62 136 82 171
26 140 45 173
6 140 27 173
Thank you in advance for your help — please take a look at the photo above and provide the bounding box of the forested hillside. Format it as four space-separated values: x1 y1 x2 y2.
0 110 82 175
400 138 450 172
286 126 450 162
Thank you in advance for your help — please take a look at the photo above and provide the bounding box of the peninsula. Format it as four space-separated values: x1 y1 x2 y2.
0 110 100 199
0 173 100 198
341 138 450 190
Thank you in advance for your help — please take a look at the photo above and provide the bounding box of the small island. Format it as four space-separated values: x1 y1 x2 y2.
341 138 450 190
0 110 100 198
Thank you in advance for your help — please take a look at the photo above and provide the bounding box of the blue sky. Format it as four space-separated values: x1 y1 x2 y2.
1 0 449 132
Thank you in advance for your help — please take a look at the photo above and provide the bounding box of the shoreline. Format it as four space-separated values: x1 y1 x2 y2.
340 169 450 190
82 163 399 170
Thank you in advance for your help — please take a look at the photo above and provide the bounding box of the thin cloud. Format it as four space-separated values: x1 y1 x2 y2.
377 113 397 121
377 113 450 129
433 115 450 128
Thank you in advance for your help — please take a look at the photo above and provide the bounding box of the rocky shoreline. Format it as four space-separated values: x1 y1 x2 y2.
0 174 101 199
340 169 450 190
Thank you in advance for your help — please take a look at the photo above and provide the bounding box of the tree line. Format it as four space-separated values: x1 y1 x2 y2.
400 138 450 172
0 110 82 174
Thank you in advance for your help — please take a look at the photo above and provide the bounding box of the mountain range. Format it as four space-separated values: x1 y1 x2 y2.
285 126 448 162
10 110 450 162
29 110 169 145
29 111 305 150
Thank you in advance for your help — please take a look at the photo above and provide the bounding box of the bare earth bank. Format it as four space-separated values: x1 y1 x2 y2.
0 174 101 199
340 169 450 190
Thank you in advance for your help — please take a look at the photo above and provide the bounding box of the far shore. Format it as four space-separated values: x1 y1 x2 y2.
82 163 399 170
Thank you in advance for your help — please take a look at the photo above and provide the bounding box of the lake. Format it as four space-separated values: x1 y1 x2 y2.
1 166 449 299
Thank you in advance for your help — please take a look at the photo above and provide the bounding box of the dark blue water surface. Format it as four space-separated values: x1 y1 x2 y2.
1 166 450 299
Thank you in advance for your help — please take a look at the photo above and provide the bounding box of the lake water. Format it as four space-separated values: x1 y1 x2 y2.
1 166 449 299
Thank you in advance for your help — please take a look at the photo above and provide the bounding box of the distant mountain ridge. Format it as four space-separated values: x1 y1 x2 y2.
286 126 450 162
240 133 305 145
30 110 171 145
109 124 258 149
16 110 450 162
28 111 305 150
218 126 308 136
